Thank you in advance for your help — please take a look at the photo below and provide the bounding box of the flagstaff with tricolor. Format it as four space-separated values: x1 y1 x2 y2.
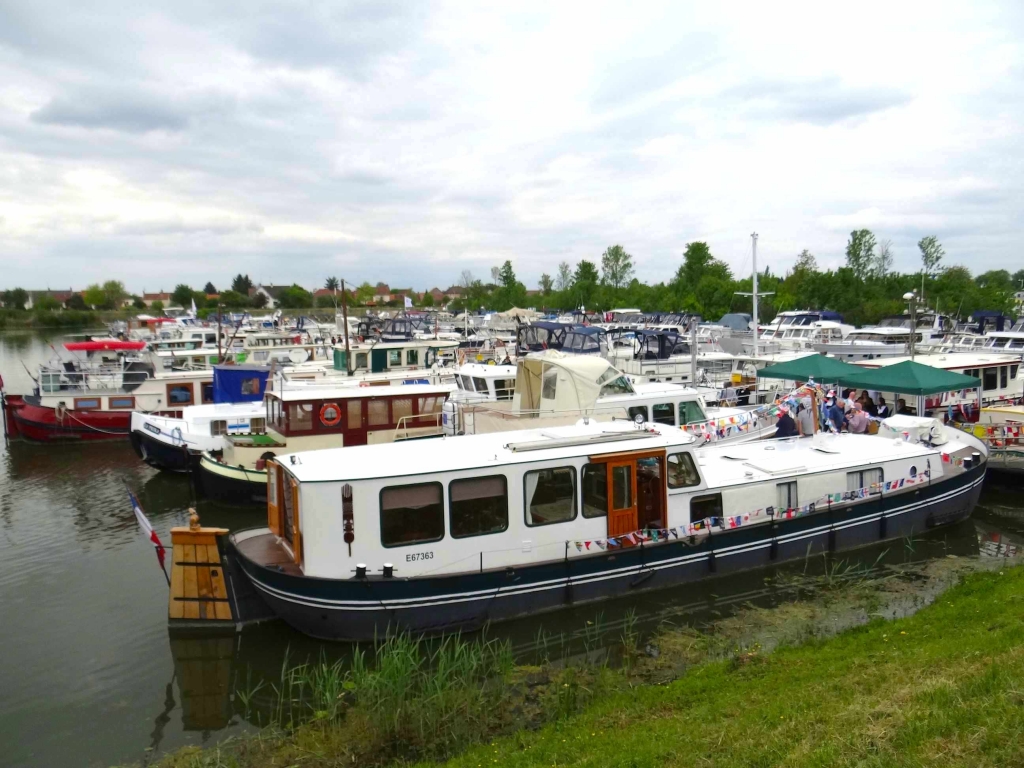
125 482 170 585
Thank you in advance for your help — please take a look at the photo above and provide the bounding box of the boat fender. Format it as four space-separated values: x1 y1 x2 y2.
171 426 183 445
319 402 342 427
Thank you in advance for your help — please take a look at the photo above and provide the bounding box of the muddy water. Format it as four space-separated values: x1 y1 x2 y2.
2 330 1023 768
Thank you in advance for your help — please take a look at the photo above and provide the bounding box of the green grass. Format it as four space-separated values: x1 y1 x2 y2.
436 566 1024 768
144 563 1024 768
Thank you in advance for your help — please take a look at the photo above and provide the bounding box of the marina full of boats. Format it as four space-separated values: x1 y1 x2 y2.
1 302 1022 642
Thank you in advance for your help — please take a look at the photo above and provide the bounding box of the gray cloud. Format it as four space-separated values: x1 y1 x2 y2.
31 91 189 133
725 78 912 125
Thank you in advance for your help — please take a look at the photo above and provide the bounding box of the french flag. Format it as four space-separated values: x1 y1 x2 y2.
127 486 166 571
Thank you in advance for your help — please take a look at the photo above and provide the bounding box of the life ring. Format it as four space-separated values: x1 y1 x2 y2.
320 402 342 427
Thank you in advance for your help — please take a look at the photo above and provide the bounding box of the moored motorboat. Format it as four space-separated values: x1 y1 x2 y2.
130 364 271 472
222 414 987 641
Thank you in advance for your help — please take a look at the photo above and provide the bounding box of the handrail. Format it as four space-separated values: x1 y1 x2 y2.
392 411 444 441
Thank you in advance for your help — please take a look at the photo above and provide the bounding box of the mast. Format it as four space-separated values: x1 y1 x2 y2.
751 232 759 359
341 279 352 376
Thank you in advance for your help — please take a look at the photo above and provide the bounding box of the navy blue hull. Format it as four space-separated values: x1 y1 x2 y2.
231 465 985 641
130 429 197 473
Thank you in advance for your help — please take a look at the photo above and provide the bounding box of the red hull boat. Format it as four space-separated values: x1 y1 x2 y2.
3 395 131 441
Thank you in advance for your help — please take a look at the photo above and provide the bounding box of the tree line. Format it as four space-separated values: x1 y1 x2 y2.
3 232 1020 326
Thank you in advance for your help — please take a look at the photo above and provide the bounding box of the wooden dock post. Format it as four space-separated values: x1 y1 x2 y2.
169 510 234 624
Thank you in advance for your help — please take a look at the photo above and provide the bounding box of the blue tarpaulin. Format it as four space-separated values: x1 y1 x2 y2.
212 364 270 403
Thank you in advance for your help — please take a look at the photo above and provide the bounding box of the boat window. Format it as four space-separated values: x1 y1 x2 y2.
667 453 701 488
524 467 577 526
611 464 633 509
495 379 515 401
1012 365 1019 380
690 493 722 524
288 403 314 431
211 420 227 436
628 405 648 423
392 398 413 423
167 384 194 406
368 399 389 426
847 468 883 494
449 476 508 538
250 418 266 433
74 397 101 410
389 349 402 366
473 377 489 393
109 396 135 409
678 400 706 425
581 463 608 518
241 377 261 396
1001 366 1008 389
380 482 444 547
407 349 419 366
348 400 363 429
1010 340 1024 350
777 481 798 512
984 367 998 391
542 369 557 399
201 382 214 404
652 403 675 426
355 353 368 369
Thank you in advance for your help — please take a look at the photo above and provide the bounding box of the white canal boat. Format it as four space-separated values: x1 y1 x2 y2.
219 416 987 640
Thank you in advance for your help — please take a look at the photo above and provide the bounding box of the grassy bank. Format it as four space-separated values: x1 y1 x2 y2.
144 558 1023 768
0 309 107 329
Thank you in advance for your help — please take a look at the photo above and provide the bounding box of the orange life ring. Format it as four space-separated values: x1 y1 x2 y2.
319 402 342 427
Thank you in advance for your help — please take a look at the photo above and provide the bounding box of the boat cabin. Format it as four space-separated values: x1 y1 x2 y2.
330 339 459 375
517 322 572 355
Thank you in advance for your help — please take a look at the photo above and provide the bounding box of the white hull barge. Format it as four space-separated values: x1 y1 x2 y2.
224 416 988 641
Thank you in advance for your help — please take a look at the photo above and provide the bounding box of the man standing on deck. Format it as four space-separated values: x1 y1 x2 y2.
825 396 846 432
796 397 815 437
774 405 798 438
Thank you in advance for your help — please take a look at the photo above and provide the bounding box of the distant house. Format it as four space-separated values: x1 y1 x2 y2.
142 291 171 308
373 283 392 303
24 288 76 310
444 285 466 302
248 284 291 309
427 287 446 305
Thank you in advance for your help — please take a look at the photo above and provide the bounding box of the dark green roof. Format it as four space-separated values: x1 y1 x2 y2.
757 355 864 382
837 360 981 396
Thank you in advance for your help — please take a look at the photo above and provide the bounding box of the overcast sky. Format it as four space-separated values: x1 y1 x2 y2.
1 1 1021 293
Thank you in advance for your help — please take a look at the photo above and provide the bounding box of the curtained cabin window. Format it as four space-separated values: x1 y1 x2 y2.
667 453 701 488
582 463 608 518
449 476 508 538
380 482 444 547
689 493 722 524
524 467 577 526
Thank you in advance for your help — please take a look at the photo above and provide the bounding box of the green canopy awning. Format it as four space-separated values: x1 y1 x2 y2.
757 355 864 382
838 360 980 396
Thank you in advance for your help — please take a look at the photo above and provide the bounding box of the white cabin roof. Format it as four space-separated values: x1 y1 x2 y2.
854 353 1022 370
280 421 695 483
269 382 452 402
695 432 936 488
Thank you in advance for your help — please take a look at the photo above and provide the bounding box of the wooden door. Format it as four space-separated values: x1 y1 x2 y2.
267 461 281 536
606 459 638 536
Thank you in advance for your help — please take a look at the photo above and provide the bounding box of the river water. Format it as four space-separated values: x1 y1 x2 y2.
2 330 1023 768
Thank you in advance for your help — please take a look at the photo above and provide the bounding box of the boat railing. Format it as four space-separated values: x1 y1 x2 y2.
952 422 1024 471
38 364 152 394
392 411 445 441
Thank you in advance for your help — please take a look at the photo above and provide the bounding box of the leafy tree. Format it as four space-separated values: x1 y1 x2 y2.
555 262 572 291
600 245 634 291
276 285 313 309
131 296 146 310
65 293 87 311
325 276 340 291
191 291 208 310
1012 269 1024 289
171 284 194 308
231 274 253 294
918 236 945 274
674 242 716 288
874 239 894 278
251 292 268 309
102 280 127 309
421 292 435 307
845 230 876 279
218 290 249 308
793 249 817 273
203 282 217 295
34 294 60 312
355 282 375 304
1 288 28 310
460 270 474 289
83 284 106 309
150 300 164 313
315 294 337 309
571 260 600 308
539 274 553 295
